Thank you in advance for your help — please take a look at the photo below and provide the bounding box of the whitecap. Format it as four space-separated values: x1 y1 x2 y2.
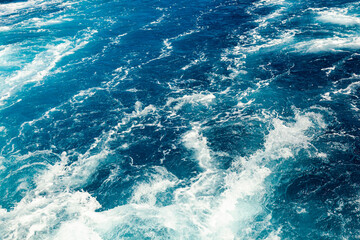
182 125 213 170
295 36 360 53
166 92 215 111
317 9 360 26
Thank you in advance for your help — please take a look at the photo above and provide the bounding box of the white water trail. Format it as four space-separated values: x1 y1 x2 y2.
0 109 326 240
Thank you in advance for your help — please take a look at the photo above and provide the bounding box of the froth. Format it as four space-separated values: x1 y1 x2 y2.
130 166 177 206
182 125 213 170
295 36 360 53
0 29 95 106
317 9 360 26
0 106 326 240
0 0 66 17
166 93 215 111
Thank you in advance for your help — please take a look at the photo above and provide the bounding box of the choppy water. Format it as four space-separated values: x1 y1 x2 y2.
1 0 360 239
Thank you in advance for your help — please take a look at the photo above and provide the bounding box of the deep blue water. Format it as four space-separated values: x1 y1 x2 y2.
1 0 360 239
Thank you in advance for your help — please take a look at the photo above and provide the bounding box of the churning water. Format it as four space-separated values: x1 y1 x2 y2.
1 0 360 239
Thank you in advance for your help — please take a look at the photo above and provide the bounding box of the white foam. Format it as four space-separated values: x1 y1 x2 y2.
177 112 324 239
217 0 296 84
0 0 65 17
0 0 38 16
221 29 296 79
0 1 74 35
0 98 163 239
31 17 73 28
321 92 333 101
0 44 24 69
206 112 323 238
265 229 282 240
142 13 167 29
0 110 326 239
295 36 360 53
149 14 166 25
55 221 102 240
253 0 285 8
130 166 177 205
254 7 285 28
108 33 127 46
181 53 207 71
0 26 11 32
182 125 213 170
245 30 296 53
0 29 96 106
0 156 5 171
321 66 336 76
5 40 72 85
317 9 360 26
0 146 108 239
203 112 324 238
334 78 360 95
2 190 102 240
166 93 215 111
153 29 199 61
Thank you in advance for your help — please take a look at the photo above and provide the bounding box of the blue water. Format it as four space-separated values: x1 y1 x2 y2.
0 0 360 239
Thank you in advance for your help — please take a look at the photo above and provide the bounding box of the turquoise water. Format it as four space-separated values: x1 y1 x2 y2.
1 0 360 239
